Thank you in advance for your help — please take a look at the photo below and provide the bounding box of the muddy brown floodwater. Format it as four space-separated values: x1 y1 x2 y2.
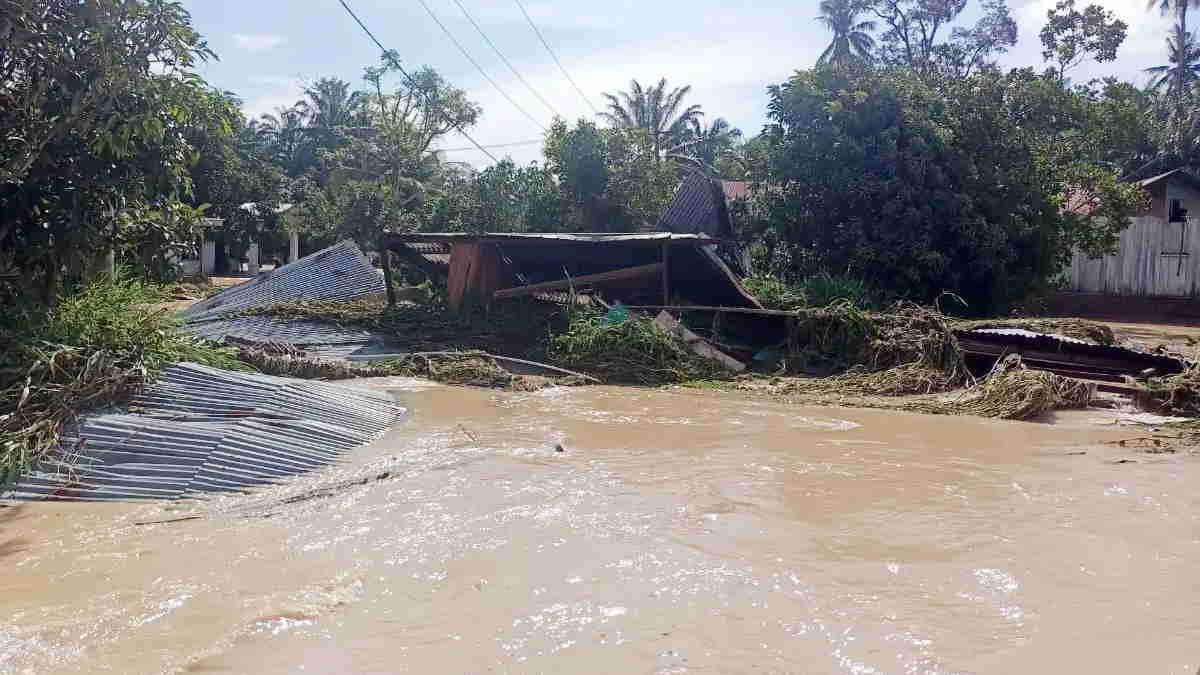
2 379 1198 674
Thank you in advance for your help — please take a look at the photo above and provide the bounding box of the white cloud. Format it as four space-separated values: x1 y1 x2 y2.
233 33 286 52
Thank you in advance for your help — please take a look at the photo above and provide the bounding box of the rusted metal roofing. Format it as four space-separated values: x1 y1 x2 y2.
656 173 734 239
3 363 403 502
182 240 385 323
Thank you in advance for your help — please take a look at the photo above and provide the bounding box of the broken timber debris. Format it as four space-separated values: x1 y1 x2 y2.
653 311 746 373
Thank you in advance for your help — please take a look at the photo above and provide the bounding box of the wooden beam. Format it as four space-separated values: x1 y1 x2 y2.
379 243 396 307
661 241 670 304
493 263 665 300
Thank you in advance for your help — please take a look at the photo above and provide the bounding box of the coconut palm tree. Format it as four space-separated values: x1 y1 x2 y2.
1145 23 1200 97
257 105 310 175
674 117 743 173
816 0 877 68
296 77 366 130
600 78 703 159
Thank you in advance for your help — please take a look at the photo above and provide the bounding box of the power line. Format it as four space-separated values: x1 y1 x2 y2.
415 0 548 133
336 0 500 163
513 0 598 116
438 139 542 152
449 0 561 119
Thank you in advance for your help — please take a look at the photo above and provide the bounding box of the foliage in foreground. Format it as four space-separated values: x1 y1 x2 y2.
548 312 733 386
0 273 244 484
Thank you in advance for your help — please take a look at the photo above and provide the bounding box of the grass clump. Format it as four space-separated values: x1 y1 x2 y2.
548 312 732 385
934 354 1093 420
743 272 874 311
0 272 244 484
783 301 968 392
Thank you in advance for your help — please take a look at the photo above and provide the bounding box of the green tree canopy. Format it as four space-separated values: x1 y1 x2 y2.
747 67 1145 314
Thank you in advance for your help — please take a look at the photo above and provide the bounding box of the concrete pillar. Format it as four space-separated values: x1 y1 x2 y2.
288 231 300 264
247 241 260 276
201 240 216 279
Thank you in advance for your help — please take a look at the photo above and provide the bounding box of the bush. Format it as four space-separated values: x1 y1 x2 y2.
743 272 874 311
0 271 243 484
743 276 806 311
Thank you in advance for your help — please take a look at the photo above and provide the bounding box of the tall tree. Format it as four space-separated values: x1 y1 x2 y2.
296 77 366 130
679 118 743 174
543 118 678 231
1145 23 1200 97
816 0 877 68
749 67 1145 313
1039 0 1128 81
0 0 224 300
257 105 310 176
600 79 703 159
869 0 1017 77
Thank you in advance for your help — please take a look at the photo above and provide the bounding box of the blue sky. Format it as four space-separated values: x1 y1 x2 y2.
182 0 1175 167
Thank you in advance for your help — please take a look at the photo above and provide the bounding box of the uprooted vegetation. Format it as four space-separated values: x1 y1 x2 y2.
235 344 588 391
547 312 733 385
0 273 246 484
236 295 1112 421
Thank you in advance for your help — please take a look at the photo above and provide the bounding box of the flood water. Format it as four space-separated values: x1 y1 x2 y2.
2 380 1198 674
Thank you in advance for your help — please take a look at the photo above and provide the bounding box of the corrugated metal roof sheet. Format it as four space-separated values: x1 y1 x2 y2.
656 174 733 239
181 240 385 323
181 316 376 345
3 363 403 502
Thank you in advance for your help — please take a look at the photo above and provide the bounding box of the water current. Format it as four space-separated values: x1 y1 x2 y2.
1 379 1197 673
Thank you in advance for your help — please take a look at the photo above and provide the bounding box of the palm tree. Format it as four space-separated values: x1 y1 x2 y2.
1145 23 1200 97
296 77 367 130
1149 0 1200 105
257 105 309 176
816 0 876 68
600 78 703 158
675 117 743 173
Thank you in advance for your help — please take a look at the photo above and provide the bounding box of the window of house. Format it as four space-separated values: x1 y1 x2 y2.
1169 198 1187 223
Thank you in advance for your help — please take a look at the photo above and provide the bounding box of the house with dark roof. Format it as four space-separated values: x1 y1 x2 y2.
1065 169 1200 298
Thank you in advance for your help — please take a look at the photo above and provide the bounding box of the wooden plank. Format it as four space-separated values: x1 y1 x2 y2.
698 246 765 309
653 311 746 372
446 242 480 313
623 304 802 317
493 263 664 300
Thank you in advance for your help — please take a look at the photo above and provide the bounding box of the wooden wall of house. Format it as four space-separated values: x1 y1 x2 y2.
1065 179 1200 298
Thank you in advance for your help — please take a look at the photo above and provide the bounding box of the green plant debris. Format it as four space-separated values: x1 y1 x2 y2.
1 272 246 485
548 312 734 386
783 301 968 386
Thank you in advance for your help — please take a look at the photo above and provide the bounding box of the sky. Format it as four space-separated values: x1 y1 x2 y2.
181 0 1178 168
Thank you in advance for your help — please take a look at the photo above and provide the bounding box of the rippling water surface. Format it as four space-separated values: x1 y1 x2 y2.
1 380 1197 674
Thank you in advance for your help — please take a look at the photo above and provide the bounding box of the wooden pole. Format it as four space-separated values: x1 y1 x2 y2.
380 243 396 307
661 241 671 304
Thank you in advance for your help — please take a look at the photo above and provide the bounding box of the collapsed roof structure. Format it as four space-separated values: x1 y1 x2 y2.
3 363 403 501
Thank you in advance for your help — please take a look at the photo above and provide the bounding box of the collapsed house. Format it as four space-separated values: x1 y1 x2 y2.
382 231 762 312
